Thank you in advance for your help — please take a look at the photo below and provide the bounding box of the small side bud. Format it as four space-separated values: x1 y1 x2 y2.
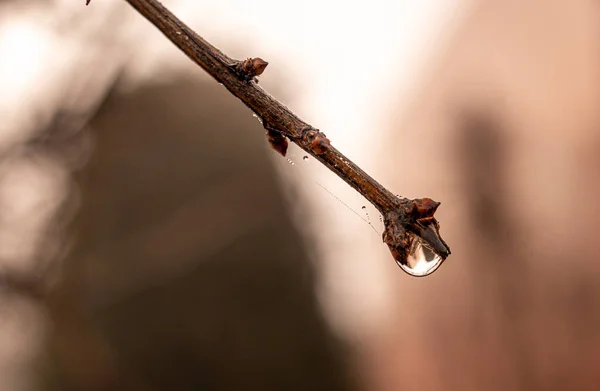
251 58 268 76
86 0 91 4
311 133 331 155
237 57 269 81
241 58 253 74
266 128 288 156
302 127 331 155
405 198 440 219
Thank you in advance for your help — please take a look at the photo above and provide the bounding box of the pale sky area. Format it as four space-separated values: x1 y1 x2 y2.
0 0 469 342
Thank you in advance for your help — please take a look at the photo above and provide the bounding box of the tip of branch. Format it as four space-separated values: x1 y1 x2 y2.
86 0 91 5
383 199 450 276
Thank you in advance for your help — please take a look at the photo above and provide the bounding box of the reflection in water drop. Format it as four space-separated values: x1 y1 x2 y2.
361 206 366 210
396 235 444 277
252 113 263 124
303 156 309 161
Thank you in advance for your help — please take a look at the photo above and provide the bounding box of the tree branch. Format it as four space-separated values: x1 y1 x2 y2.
0 269 46 300
93 0 451 276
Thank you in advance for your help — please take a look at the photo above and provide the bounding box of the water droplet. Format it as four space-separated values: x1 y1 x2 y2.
361 206 366 210
286 158 295 166
176 31 182 35
303 156 309 161
396 235 444 277
252 113 263 124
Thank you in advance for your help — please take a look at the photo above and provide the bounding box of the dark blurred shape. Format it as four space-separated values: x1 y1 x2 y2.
380 1 600 391
39 78 355 391
459 112 508 243
457 110 533 390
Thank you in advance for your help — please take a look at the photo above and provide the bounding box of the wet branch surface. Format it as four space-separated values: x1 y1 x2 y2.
96 0 451 275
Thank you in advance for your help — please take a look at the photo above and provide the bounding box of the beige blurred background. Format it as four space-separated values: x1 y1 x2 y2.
1 0 599 390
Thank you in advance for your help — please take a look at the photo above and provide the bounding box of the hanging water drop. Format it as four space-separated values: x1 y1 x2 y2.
396 235 444 277
361 206 366 210
303 156 309 161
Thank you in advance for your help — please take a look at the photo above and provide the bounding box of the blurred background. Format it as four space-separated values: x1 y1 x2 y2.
1 0 599 390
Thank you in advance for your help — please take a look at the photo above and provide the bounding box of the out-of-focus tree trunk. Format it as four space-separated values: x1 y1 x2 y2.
38 79 356 391
372 1 600 391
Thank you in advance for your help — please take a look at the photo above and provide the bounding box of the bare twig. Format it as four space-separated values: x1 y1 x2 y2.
91 0 451 275
0 269 46 299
